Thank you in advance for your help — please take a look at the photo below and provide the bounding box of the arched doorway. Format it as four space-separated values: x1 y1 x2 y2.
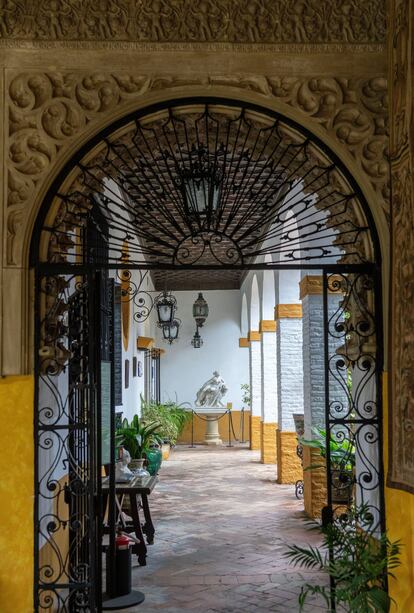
31 98 384 611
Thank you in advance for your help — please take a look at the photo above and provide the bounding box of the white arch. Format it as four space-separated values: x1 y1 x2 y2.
241 293 249 337
250 274 260 331
261 254 276 320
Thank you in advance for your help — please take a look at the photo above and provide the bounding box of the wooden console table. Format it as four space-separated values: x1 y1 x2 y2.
102 474 158 566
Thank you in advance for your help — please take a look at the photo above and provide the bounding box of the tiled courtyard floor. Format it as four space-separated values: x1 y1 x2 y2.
115 445 327 612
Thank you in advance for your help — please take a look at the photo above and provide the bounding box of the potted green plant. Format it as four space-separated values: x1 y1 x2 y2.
115 414 163 475
301 427 355 504
284 505 402 612
141 397 191 457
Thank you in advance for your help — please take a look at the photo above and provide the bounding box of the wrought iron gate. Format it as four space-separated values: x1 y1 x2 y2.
35 271 102 612
322 268 384 531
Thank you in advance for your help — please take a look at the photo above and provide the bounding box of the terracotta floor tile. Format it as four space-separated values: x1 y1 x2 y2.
114 445 327 613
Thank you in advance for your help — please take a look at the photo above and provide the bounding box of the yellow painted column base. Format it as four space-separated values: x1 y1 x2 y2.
250 415 262 450
260 422 277 464
303 445 327 518
276 430 302 484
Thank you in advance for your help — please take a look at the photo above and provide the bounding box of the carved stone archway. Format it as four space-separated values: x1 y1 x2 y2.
3 76 389 375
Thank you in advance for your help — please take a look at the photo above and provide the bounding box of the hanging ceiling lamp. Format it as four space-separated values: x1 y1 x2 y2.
162 318 181 345
192 292 209 328
154 291 177 327
191 327 203 349
180 147 222 222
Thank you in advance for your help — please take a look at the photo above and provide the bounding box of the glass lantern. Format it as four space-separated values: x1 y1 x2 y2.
192 292 209 328
155 291 177 326
191 327 203 348
162 319 181 344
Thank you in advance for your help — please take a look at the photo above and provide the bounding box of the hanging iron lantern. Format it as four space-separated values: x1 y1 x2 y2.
192 292 209 328
191 327 203 349
179 148 222 222
162 319 181 345
155 291 177 327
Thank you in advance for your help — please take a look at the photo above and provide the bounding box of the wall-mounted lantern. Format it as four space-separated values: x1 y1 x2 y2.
192 292 209 328
162 318 181 345
191 327 203 348
155 291 177 327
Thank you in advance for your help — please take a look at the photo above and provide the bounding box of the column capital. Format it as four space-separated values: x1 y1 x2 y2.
299 275 323 299
274 304 303 319
239 337 250 348
137 336 154 349
299 274 345 299
248 330 262 342
259 319 277 333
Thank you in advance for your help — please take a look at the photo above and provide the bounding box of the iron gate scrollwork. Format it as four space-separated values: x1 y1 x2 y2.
322 269 384 521
35 272 101 612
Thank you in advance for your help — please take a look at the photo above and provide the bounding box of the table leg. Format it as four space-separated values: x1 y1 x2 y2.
141 493 155 545
129 493 147 566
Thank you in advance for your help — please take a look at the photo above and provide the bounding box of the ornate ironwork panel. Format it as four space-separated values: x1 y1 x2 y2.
323 270 384 533
35 272 101 612
35 99 379 271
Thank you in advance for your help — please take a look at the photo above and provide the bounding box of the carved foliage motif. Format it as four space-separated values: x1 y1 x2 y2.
5 71 388 265
0 0 386 44
388 0 414 493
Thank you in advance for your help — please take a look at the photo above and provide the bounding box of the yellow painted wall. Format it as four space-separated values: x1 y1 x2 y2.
178 410 250 445
383 373 414 612
0 375 34 613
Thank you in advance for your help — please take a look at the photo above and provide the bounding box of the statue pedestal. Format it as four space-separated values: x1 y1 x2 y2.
195 407 225 446
204 416 222 446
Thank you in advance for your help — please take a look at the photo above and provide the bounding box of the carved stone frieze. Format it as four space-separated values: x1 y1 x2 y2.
388 0 414 493
5 71 388 265
0 0 386 44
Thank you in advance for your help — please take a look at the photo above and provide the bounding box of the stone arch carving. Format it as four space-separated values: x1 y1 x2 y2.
6 78 388 270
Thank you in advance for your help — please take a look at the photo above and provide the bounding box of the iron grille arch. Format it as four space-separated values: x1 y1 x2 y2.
31 98 385 613
30 97 381 271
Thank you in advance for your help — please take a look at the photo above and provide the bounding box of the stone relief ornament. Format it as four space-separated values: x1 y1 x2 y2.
0 1 386 44
195 371 228 408
388 0 414 493
5 71 389 266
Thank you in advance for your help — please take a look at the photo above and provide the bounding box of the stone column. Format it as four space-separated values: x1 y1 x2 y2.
275 304 304 484
300 276 327 517
259 320 278 464
300 275 348 518
248 330 262 450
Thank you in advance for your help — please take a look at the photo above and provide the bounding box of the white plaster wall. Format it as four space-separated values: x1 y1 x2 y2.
278 269 301 303
112 269 156 422
261 332 277 422
250 340 262 417
155 290 249 409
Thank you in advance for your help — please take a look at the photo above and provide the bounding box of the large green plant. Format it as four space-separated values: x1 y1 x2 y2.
301 427 355 472
141 397 191 445
284 505 401 612
115 414 162 459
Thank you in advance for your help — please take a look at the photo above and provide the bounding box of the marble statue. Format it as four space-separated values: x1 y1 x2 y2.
195 371 228 407
115 445 134 482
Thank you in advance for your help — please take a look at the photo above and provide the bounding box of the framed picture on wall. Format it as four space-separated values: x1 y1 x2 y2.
133 356 137 377
137 360 143 377
125 359 129 389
